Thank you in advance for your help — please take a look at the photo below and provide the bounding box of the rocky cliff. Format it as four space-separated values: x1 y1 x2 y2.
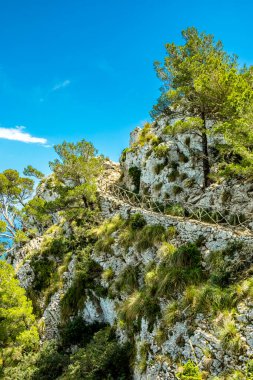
10 120 253 379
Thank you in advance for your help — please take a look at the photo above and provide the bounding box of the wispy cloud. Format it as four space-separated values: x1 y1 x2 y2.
0 126 47 144
52 79 71 91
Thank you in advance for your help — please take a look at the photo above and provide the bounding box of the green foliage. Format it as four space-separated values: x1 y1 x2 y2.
93 215 125 254
0 261 39 368
129 213 146 230
59 317 104 348
136 224 167 251
120 147 132 162
156 243 203 296
218 314 245 354
165 204 185 216
152 27 253 184
3 340 69 380
207 241 248 286
23 165 45 179
134 122 156 147
176 360 203 379
138 341 150 373
101 267 114 282
27 233 73 314
4 325 131 380
167 225 177 238
30 255 57 293
119 290 160 330
0 169 34 255
60 327 131 380
114 265 139 295
60 248 103 320
23 197 53 230
49 140 104 219
128 166 141 193
153 144 170 158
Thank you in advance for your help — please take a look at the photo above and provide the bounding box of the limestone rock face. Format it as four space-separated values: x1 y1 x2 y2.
120 120 253 217
10 119 253 378
41 256 76 340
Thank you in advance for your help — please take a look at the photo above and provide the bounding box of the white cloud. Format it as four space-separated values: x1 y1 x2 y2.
52 80 71 91
0 126 47 144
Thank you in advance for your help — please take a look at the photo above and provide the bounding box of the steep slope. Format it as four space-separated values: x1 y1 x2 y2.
5 123 253 379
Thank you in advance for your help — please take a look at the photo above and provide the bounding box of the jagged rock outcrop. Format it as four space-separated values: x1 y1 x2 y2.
11 121 253 379
120 119 253 218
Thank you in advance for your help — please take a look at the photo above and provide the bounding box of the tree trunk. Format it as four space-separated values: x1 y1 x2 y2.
201 113 210 188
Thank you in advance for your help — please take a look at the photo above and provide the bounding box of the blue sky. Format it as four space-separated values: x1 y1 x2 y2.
0 0 252 174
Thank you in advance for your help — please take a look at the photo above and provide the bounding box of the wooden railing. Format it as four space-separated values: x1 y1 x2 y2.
101 183 253 233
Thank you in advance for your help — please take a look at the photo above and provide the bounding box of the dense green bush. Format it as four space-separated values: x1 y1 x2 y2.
129 213 146 230
60 327 131 380
3 341 68 380
128 166 141 193
176 360 203 379
59 317 104 348
30 256 57 293
136 224 167 251
153 144 170 158
156 243 203 296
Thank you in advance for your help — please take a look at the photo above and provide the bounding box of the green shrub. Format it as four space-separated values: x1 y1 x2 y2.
129 166 141 193
94 235 115 254
167 225 177 238
247 360 253 379
59 317 103 348
156 243 203 296
138 341 150 373
3 341 69 380
207 241 248 286
101 267 114 282
154 144 170 158
176 360 203 379
119 290 160 330
218 315 245 354
61 327 131 380
136 224 167 251
93 215 125 254
182 283 236 317
114 265 139 295
30 256 57 293
120 147 132 162
129 213 146 230
165 204 185 216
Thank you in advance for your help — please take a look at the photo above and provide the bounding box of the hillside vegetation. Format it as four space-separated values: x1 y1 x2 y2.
1 28 253 379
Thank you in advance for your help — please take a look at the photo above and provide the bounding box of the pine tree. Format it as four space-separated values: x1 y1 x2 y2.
151 27 253 186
